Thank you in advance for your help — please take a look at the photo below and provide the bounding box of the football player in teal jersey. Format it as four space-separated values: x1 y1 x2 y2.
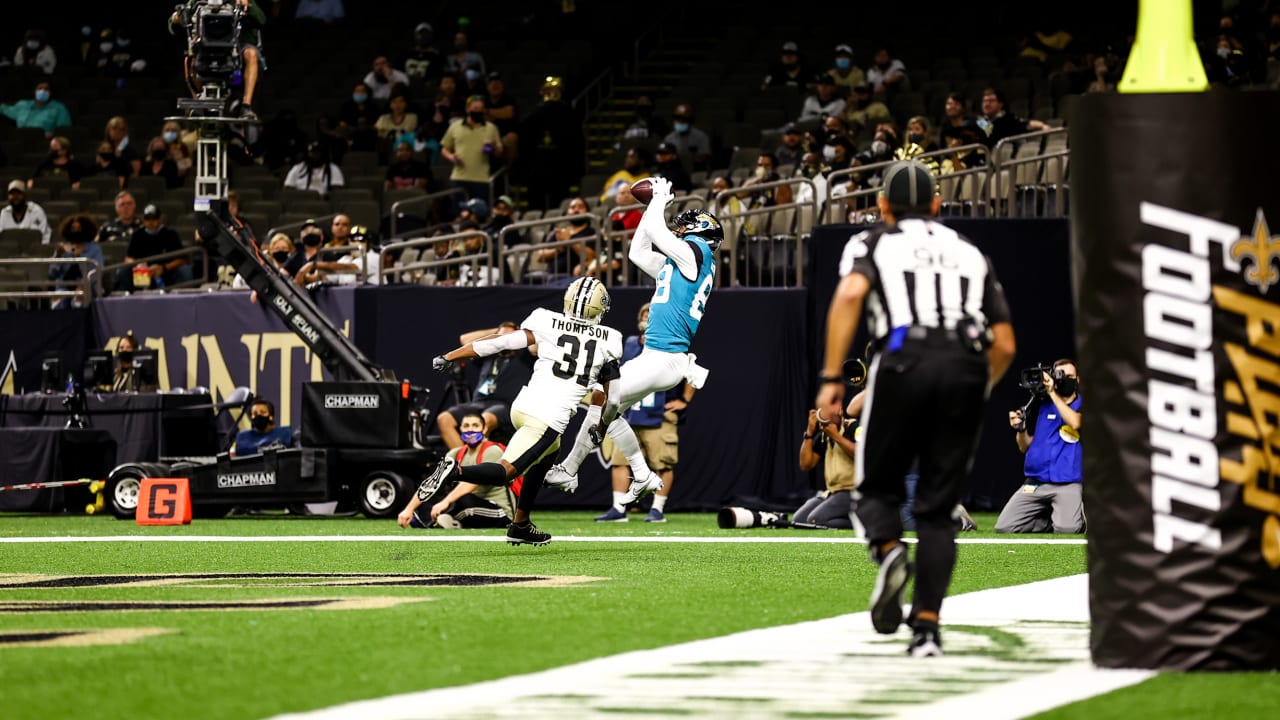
546 176 719 503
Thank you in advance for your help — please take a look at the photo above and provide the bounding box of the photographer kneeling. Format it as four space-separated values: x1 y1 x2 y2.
995 358 1084 534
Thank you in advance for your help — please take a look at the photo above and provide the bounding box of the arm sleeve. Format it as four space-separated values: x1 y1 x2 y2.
472 329 531 357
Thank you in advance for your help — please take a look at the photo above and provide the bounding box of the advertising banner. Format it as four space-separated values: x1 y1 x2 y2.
1072 92 1280 669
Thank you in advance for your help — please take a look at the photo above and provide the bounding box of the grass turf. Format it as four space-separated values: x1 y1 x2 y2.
0 512 1272 719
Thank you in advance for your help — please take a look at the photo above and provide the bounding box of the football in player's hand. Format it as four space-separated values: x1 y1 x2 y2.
630 178 654 205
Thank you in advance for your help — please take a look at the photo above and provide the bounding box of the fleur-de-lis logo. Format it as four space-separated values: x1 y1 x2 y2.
1230 209 1280 294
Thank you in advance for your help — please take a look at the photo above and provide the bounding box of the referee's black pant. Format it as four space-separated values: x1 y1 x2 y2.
855 329 989 619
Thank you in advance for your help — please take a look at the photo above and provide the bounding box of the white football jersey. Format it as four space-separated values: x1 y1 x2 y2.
512 307 624 432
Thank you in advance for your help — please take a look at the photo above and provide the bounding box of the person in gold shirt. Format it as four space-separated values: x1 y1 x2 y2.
796 391 864 529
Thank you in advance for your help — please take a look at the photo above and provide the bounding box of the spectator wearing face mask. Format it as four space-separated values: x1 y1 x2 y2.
740 151 793 208
827 44 865 97
30 136 86 189
14 29 57 75
440 95 503 215
398 411 520 530
88 139 132 188
283 220 327 279
229 400 296 457
1 81 71 137
138 137 183 189
661 104 712 172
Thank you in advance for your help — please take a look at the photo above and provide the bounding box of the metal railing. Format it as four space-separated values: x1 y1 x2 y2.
291 242 375 286
0 256 100 306
95 246 211 294
388 188 465 240
377 229 496 286
497 214 605 286
267 213 339 244
821 143 992 224
711 177 819 288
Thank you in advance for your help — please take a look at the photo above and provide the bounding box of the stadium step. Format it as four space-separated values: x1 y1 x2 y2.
581 35 718 174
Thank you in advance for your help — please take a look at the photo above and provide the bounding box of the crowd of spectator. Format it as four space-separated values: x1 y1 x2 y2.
3 4 1280 307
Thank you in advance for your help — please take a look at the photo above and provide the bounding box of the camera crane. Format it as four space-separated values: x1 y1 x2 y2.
169 1 390 383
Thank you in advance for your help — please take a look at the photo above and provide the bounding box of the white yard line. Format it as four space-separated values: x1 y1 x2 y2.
267 574 1149 720
0 534 1087 545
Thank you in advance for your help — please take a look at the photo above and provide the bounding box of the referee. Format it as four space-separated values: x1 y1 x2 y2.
816 159 1016 657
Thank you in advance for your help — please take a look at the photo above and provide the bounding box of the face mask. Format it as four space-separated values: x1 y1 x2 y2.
116 38 130 48
10 199 26 210
303 234 323 247
673 122 690 133
636 105 653 117
801 164 820 178
99 42 114 53
468 111 485 123
465 69 480 82
835 58 851 70
1217 46 1231 59
637 321 647 334
162 131 179 144
908 133 925 144
871 140 889 155
822 145 838 162
251 415 272 432
460 430 484 447
877 61 890 69
1054 376 1079 397
151 150 167 162
27 40 40 50
99 152 115 162
352 92 368 104
754 166 768 179
35 89 50 103
117 350 134 363
272 250 290 264
143 225 159 235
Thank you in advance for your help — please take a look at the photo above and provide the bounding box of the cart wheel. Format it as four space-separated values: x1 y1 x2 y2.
359 472 407 519
104 463 172 519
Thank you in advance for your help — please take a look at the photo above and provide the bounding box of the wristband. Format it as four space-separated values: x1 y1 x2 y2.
802 433 813 440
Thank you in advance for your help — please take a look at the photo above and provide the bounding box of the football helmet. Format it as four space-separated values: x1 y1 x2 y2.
563 276 611 325
671 208 723 250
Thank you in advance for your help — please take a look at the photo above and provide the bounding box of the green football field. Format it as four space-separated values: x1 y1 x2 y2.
0 512 1275 720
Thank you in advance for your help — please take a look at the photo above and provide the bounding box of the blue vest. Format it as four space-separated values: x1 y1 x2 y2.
1023 397 1082 483
234 426 294 457
645 237 715 353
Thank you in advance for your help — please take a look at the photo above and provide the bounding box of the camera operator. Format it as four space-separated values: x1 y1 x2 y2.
994 358 1084 534
170 0 267 121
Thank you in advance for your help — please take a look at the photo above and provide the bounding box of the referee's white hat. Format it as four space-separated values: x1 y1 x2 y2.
880 160 936 212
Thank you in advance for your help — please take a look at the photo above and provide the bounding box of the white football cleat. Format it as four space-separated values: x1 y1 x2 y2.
621 470 663 504
543 464 579 494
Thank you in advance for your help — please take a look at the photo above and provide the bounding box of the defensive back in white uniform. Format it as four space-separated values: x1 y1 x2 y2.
515 306 624 434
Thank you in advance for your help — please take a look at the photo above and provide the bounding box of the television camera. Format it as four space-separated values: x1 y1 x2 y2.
1013 363 1076 432
173 0 245 115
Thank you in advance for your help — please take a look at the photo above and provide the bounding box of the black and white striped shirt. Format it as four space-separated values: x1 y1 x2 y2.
838 218 1010 340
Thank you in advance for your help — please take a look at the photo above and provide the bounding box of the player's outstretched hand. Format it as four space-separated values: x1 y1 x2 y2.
649 176 674 207
432 355 455 374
